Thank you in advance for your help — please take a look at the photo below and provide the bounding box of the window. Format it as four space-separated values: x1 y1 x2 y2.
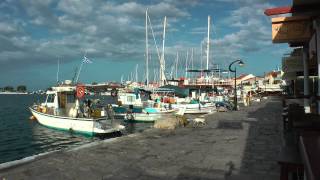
66 93 75 103
127 96 135 103
47 94 55 103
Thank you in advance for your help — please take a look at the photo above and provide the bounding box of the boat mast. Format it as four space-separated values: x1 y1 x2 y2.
185 50 189 78
191 48 194 70
145 9 149 87
135 64 139 83
200 42 203 77
56 57 60 84
206 15 210 71
159 16 167 86
175 51 179 79
191 48 194 78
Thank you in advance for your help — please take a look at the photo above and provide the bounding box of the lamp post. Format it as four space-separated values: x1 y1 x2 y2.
228 59 244 110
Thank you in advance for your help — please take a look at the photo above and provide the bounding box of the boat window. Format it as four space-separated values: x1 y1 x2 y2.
67 93 75 103
47 94 55 103
127 96 135 103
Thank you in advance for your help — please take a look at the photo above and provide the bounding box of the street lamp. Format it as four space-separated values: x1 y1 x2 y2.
228 59 244 110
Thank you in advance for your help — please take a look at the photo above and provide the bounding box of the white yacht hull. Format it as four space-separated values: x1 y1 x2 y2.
30 107 124 136
173 103 215 114
124 113 162 122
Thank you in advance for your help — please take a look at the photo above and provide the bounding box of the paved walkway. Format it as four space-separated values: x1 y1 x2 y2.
0 97 283 180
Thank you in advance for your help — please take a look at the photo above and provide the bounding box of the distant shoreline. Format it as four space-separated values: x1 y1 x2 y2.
0 92 28 95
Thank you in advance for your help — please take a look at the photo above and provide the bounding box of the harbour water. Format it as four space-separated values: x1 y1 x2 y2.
0 94 151 164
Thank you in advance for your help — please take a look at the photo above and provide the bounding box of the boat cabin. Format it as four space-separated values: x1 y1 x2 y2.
41 86 80 117
117 93 142 106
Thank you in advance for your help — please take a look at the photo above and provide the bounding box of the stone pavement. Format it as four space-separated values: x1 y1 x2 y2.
0 97 283 180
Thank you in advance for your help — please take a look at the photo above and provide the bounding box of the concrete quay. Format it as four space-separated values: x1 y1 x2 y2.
0 97 282 180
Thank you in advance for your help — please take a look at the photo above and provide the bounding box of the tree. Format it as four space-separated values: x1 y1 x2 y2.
17 85 27 92
4 86 14 92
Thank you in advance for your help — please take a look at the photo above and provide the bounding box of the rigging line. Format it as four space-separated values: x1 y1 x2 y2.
147 14 161 62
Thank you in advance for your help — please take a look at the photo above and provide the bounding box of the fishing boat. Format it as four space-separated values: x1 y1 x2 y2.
29 81 125 136
183 103 214 114
171 100 215 114
117 92 143 107
124 111 162 123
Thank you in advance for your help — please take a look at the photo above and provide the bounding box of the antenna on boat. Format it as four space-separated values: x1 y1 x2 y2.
72 67 78 84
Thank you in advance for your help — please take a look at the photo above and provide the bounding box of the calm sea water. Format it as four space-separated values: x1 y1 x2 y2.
0 95 151 164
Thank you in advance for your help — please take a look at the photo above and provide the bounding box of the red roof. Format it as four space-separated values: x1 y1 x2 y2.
264 6 292 16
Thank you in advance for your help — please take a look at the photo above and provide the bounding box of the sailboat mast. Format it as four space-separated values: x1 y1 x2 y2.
175 51 179 79
145 9 149 86
160 16 166 86
191 48 194 70
191 48 194 78
206 15 210 70
185 50 188 78
56 58 60 84
200 42 203 76
135 64 139 83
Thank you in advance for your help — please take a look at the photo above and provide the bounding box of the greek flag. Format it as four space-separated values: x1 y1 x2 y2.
82 56 92 64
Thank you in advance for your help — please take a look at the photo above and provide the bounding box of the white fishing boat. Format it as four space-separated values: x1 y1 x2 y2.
172 103 215 114
117 92 143 107
124 112 162 123
29 81 124 136
184 104 214 114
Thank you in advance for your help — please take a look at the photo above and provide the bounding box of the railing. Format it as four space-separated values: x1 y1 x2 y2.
185 79 233 86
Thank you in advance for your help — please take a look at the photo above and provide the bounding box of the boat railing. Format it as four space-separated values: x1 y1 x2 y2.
186 79 233 86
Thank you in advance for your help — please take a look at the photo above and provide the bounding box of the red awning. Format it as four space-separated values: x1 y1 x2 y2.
264 6 292 16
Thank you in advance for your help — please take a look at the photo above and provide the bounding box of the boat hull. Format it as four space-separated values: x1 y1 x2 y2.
30 107 123 136
173 103 215 114
124 113 162 122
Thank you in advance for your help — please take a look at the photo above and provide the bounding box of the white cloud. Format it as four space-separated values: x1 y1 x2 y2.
57 0 93 17
0 22 18 34
0 0 285 78
101 2 190 19
205 2 279 65
0 0 190 69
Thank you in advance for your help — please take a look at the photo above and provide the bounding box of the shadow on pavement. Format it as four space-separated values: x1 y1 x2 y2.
239 96 282 178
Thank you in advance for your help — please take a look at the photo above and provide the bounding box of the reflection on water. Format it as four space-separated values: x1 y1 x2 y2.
0 95 152 164
32 122 97 151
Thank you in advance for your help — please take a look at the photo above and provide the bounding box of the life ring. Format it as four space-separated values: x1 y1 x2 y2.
76 85 85 99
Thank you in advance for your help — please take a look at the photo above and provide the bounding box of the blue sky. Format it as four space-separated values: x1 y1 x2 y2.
0 0 291 90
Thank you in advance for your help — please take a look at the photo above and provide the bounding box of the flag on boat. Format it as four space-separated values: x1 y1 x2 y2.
83 56 92 64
